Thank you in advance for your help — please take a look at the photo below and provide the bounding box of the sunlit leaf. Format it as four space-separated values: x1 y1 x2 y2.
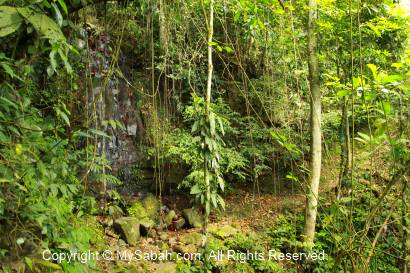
0 6 22 37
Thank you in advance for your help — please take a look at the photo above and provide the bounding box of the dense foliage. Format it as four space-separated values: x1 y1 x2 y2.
0 0 409 272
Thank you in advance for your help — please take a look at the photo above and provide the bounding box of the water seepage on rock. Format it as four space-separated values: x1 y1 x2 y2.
182 208 203 228
208 224 238 239
113 217 140 246
164 210 176 227
155 262 176 273
179 232 203 247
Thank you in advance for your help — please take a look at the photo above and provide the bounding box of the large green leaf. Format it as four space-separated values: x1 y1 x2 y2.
0 6 23 37
17 7 65 43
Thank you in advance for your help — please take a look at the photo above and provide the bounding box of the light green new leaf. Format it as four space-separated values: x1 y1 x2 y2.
25 257 33 271
190 184 202 195
367 64 378 79
379 101 392 115
0 6 23 37
336 89 350 97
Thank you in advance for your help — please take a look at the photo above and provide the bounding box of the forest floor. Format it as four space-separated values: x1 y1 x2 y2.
91 138 403 272
93 149 343 272
89 141 391 272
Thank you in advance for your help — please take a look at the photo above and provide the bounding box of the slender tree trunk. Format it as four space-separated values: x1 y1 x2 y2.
304 0 321 244
402 180 408 273
203 0 214 240
337 96 351 199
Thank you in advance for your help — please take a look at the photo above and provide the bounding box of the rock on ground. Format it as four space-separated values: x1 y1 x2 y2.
183 208 203 228
155 262 176 273
113 217 140 246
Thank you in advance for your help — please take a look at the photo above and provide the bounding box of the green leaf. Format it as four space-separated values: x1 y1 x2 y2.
224 46 233 53
49 50 58 71
0 62 21 80
217 117 225 135
73 130 93 139
367 64 378 79
17 7 65 42
190 184 201 195
0 96 18 109
380 74 404 84
57 0 68 15
234 11 241 22
217 195 225 210
336 89 350 97
379 101 392 115
218 176 224 192
58 48 72 74
0 6 23 37
51 2 63 27
88 129 110 138
55 107 70 126
211 193 217 208
356 132 372 144
209 112 216 135
353 76 365 88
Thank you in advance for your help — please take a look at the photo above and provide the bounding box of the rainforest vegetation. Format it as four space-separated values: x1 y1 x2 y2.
0 0 409 272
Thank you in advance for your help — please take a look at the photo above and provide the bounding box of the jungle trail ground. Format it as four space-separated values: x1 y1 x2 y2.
0 0 409 273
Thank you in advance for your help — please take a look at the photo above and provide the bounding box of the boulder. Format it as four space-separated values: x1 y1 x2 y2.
155 262 176 273
179 232 203 247
174 218 185 230
147 229 157 238
208 224 238 239
164 210 176 227
128 200 157 235
113 217 140 246
117 239 127 248
159 232 169 241
172 243 197 254
182 208 203 228
139 217 155 235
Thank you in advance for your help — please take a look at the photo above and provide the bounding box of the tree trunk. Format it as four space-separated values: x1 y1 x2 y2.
203 0 214 243
337 96 351 199
304 0 321 244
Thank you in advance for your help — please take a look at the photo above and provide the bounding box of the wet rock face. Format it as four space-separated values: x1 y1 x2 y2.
85 32 141 189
